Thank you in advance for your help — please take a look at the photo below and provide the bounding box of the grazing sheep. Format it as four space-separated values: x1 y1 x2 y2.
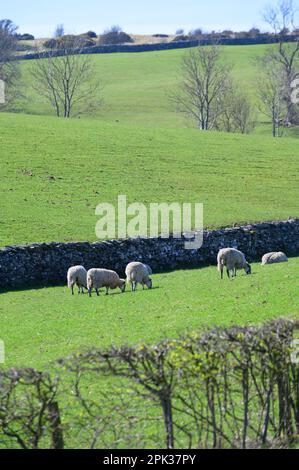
217 248 251 279
87 269 126 297
262 252 288 265
67 265 87 295
126 262 153 292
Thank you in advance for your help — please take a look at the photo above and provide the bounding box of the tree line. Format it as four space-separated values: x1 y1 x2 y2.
0 1 298 136
172 1 299 136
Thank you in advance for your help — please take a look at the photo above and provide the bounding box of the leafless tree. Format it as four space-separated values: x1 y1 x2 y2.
258 58 288 136
263 0 297 34
0 368 62 449
0 19 20 109
216 84 256 134
1 320 299 449
172 45 255 133
54 24 64 38
171 45 231 130
31 39 102 118
263 0 299 124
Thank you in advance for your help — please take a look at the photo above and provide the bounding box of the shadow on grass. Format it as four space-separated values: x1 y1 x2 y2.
1 256 297 295
89 286 161 297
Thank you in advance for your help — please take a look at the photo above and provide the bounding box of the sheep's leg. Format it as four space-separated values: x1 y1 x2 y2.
133 282 137 292
105 287 109 295
71 283 74 295
226 268 230 279
88 288 92 297
96 288 100 296
221 267 224 280
130 281 134 292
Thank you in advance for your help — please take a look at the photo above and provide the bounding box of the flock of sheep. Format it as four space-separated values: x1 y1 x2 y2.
67 262 153 296
217 248 288 279
67 249 288 296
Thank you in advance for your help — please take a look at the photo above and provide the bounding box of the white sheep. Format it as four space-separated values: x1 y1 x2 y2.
125 262 153 292
217 248 251 279
87 268 126 297
67 265 87 295
261 252 288 265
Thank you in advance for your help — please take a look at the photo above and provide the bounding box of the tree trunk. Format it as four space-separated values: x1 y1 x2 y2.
160 394 174 449
48 401 64 449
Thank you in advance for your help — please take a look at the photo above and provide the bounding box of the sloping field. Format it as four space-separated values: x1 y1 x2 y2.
1 260 298 369
16 45 270 128
0 112 298 246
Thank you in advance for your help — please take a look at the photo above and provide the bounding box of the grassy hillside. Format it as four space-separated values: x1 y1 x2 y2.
1 112 298 246
15 45 273 130
1 44 298 449
1 259 299 369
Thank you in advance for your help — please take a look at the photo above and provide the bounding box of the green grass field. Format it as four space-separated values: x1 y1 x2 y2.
16 44 299 137
14 46 259 125
1 112 298 246
0 45 298 364
1 43 299 449
1 259 298 369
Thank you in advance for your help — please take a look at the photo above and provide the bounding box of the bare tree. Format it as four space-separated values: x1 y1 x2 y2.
171 45 231 130
171 44 254 134
31 39 102 118
54 24 64 38
263 0 299 124
263 0 297 34
258 59 287 136
0 368 62 449
216 84 256 134
0 19 20 109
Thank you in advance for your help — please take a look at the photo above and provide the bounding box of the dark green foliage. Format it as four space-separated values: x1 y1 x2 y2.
172 35 190 42
99 30 133 45
43 35 95 50
84 31 97 39
17 33 35 40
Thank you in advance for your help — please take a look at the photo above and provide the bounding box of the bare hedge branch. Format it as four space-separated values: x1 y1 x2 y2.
1 319 299 449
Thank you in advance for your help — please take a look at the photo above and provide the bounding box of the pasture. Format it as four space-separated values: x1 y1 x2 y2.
16 43 299 137
1 112 298 246
1 44 299 367
1 259 298 369
0 42 299 449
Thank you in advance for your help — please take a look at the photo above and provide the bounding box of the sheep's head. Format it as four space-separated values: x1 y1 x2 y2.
119 279 126 292
245 263 252 275
146 278 153 289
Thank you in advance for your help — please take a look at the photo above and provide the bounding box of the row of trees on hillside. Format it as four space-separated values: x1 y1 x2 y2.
174 26 299 42
172 0 299 137
48 24 133 48
0 1 298 136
